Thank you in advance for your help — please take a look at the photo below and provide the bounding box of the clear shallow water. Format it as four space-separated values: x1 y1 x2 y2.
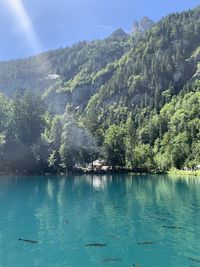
0 174 200 267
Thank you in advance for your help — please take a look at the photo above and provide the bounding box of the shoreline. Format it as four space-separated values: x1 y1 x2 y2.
1 168 200 177
167 169 200 177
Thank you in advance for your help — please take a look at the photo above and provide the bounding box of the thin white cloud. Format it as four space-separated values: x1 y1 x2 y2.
97 24 116 31
5 0 41 53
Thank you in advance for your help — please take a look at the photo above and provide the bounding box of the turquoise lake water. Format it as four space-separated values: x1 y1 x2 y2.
0 174 200 267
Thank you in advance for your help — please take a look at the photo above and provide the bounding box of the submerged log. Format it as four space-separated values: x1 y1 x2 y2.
162 226 184 229
101 258 122 263
137 241 156 245
18 238 39 244
85 243 106 247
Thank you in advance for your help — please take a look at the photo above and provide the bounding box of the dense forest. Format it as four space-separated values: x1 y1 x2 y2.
0 7 200 174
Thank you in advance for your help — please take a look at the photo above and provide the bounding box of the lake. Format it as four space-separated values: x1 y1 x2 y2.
0 174 200 267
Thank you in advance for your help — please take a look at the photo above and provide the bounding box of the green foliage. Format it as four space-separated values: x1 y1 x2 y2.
133 144 155 172
0 92 46 173
104 124 126 168
1 7 200 174
84 6 200 130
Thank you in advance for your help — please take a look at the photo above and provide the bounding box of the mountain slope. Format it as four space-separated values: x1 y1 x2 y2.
84 6 200 130
0 18 155 112
0 33 130 112
0 7 200 173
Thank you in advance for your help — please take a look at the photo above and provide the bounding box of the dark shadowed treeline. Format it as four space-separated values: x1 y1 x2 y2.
0 92 97 174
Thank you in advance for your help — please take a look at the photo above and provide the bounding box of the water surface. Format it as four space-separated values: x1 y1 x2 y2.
0 174 200 267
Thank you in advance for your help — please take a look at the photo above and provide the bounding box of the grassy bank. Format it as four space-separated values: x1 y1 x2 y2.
168 168 200 176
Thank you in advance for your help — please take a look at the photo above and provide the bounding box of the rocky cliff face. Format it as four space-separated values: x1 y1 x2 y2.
132 16 154 35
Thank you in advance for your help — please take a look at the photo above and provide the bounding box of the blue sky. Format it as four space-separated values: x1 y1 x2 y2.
0 0 199 61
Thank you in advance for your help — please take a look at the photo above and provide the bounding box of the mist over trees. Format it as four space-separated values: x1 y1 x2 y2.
1 7 200 174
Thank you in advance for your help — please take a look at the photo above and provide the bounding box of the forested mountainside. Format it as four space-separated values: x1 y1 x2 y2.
0 7 200 174
0 29 130 113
